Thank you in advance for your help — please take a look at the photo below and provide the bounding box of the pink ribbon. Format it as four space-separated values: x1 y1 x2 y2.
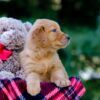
0 43 13 60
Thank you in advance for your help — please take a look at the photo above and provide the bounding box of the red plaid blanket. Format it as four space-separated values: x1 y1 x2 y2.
0 77 85 100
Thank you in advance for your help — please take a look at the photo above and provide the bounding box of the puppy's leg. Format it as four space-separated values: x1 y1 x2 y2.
50 58 70 87
26 72 41 96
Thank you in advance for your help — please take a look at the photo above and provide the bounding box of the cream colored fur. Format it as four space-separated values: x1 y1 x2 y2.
20 19 70 96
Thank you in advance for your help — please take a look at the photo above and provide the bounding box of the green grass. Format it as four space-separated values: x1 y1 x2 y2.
81 79 100 100
58 25 100 100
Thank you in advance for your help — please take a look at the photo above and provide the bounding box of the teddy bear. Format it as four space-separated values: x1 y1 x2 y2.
0 17 32 79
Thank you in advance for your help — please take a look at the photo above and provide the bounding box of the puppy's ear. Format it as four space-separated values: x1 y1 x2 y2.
31 25 46 43
31 26 49 47
32 26 45 37
38 26 45 33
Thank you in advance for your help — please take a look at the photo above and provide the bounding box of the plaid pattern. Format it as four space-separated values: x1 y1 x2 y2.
0 77 86 100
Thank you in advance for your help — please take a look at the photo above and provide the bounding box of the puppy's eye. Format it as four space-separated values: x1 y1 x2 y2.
51 29 57 32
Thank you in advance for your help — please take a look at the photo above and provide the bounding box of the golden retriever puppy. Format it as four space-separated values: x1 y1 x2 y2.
20 19 70 96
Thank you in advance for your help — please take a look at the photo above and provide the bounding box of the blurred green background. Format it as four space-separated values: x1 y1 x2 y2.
0 0 100 100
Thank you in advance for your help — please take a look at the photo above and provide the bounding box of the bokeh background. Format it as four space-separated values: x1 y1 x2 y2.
0 0 100 100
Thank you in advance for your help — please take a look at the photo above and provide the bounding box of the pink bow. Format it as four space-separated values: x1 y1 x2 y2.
0 43 13 60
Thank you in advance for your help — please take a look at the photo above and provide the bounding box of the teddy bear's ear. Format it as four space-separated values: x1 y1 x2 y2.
24 22 32 32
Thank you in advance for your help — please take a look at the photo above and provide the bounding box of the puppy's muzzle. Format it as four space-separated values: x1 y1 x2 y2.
61 35 70 45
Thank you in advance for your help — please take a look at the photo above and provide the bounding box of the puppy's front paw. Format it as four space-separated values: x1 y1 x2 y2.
51 78 70 87
27 81 41 96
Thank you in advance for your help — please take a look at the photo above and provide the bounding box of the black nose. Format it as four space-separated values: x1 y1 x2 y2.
67 36 70 40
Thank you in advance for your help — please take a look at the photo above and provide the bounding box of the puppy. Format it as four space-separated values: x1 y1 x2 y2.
20 19 70 96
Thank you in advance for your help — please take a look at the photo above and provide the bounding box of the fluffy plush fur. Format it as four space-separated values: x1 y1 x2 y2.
20 19 70 96
0 17 32 79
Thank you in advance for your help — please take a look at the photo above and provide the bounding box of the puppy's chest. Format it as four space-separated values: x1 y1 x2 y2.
35 55 58 76
41 58 55 69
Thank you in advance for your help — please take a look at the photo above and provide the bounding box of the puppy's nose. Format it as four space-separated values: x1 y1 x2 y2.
66 36 70 40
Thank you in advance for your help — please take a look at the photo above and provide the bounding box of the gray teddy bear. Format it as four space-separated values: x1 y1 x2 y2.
0 17 32 79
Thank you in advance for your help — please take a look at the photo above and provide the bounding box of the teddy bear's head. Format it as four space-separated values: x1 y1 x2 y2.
0 17 32 50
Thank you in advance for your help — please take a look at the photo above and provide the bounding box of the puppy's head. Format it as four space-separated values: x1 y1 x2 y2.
29 19 70 50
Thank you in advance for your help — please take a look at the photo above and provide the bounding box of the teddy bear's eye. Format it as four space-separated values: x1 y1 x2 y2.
52 29 57 32
2 28 7 32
